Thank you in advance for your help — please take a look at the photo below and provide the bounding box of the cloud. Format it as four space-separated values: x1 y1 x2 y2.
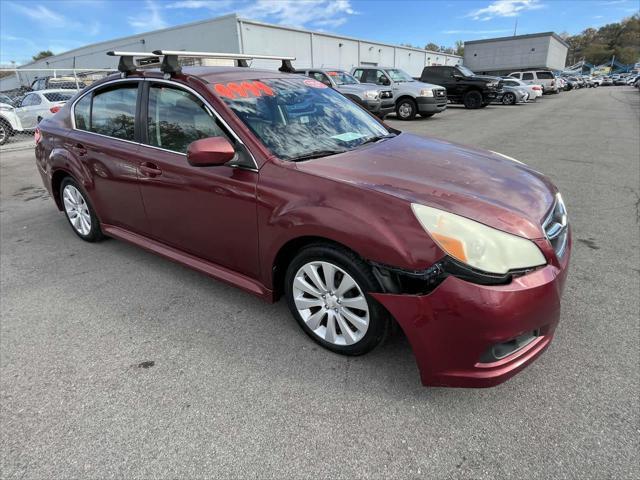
237 0 356 29
443 29 511 34
166 0 233 8
128 0 168 32
467 0 544 21
9 2 69 24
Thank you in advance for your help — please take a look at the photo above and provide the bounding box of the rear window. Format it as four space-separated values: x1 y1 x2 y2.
90 84 137 141
536 71 554 79
44 92 75 102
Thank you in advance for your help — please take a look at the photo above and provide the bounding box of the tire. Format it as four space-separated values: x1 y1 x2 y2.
463 90 483 109
0 119 11 146
419 113 435 118
37 116 43 123
502 92 516 105
59 177 104 242
284 243 390 356
395 98 417 120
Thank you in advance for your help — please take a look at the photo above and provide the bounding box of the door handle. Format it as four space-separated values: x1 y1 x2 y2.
73 143 87 156
140 162 162 177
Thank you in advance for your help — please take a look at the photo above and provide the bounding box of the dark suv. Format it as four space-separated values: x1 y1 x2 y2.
420 65 503 109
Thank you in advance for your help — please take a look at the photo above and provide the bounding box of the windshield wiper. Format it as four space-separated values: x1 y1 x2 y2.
289 149 347 162
359 133 397 146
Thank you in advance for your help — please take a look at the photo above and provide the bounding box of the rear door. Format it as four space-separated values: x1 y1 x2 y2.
136 81 260 277
68 80 149 233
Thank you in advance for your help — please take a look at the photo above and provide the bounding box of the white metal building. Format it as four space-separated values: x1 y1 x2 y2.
3 13 462 90
463 32 569 75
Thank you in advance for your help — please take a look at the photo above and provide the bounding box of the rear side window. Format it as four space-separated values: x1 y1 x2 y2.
509 73 521 79
536 71 554 79
522 73 534 80
22 94 42 106
90 85 137 141
74 94 91 130
147 84 224 154
44 92 74 102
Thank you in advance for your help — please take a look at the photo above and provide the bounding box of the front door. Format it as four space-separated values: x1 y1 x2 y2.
16 93 41 129
136 81 260 278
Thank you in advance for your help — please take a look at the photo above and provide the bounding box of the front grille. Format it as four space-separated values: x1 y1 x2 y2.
380 90 393 99
434 89 447 98
543 193 569 258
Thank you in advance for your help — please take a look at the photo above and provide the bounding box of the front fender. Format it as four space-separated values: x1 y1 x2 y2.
257 162 442 288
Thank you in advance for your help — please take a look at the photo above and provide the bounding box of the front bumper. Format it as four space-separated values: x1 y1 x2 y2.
416 96 447 113
364 99 395 116
371 233 571 388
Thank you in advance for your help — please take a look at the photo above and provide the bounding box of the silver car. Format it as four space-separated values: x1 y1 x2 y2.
13 89 78 129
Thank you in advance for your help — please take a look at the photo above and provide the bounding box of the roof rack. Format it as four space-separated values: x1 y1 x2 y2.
107 51 161 76
151 50 296 75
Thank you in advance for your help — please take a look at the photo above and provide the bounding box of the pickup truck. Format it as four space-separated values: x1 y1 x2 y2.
298 69 394 118
420 65 503 109
350 67 446 120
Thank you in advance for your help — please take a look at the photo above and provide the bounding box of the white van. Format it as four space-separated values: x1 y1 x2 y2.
508 71 559 94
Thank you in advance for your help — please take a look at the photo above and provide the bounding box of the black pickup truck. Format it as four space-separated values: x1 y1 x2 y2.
420 65 503 109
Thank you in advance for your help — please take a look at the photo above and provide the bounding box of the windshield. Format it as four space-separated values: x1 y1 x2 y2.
386 69 414 82
457 66 476 77
217 77 390 161
326 71 359 85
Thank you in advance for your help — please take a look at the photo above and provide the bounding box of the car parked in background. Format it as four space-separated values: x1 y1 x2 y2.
499 84 529 105
501 77 543 100
351 66 447 120
420 65 502 109
14 89 77 129
0 94 21 145
35 54 571 387
298 69 394 118
601 76 613 86
509 70 559 94
30 76 86 91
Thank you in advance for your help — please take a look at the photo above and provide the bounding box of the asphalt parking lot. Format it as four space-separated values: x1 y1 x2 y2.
1 87 638 479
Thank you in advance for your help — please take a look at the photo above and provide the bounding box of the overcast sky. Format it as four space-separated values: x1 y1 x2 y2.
1 0 638 65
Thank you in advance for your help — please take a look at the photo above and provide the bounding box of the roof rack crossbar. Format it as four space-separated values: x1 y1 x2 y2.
151 50 296 73
107 51 161 75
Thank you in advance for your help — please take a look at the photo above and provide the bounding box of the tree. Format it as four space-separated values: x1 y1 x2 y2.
425 43 440 52
32 50 53 61
455 40 464 57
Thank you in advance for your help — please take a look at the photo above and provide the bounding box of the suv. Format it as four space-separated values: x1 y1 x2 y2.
508 71 558 94
420 65 502 109
298 69 394 118
351 67 446 120
35 51 571 388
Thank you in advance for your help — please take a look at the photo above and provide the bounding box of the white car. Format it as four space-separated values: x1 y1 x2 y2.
13 89 78 130
0 94 22 145
509 70 559 94
501 77 543 100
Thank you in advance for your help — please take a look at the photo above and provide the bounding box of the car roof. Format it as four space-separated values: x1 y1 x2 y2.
36 89 80 94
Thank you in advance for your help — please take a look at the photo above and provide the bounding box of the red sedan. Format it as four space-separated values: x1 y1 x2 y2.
35 52 571 387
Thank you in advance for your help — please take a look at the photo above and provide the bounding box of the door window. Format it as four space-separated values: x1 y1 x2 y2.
147 84 225 154
21 94 41 107
522 73 534 80
90 84 137 140
536 71 554 79
509 73 521 79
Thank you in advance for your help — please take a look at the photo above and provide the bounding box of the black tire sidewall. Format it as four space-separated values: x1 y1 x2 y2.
503 92 516 105
464 91 483 109
59 177 103 242
284 244 389 356
0 121 9 145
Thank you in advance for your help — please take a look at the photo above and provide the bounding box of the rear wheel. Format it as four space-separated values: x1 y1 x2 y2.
463 90 483 109
395 98 417 120
502 92 516 105
60 177 104 242
284 244 390 356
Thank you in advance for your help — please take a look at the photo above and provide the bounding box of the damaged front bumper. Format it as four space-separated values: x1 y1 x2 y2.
369 235 571 388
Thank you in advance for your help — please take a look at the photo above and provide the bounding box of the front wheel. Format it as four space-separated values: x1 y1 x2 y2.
463 90 483 109
60 177 104 242
0 120 11 145
395 98 417 120
284 244 390 355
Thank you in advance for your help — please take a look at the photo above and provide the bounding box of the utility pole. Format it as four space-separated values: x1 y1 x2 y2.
513 18 518 36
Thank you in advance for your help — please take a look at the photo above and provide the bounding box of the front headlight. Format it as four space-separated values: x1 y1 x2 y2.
411 204 546 274
363 90 379 100
420 88 434 97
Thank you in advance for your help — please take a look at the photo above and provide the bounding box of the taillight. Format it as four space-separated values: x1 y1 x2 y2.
50 105 61 114
533 86 541 90
34 127 42 144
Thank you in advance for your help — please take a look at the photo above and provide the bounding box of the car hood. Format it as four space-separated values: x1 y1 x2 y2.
295 133 556 239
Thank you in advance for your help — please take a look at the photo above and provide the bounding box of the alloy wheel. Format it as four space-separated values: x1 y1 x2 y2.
0 124 6 145
62 184 92 236
398 102 413 119
292 261 370 346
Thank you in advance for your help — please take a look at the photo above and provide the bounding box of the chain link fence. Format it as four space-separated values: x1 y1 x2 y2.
0 68 115 148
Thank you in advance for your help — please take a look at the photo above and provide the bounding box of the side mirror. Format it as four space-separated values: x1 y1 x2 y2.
187 137 236 167
453 74 463 80
379 76 391 86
